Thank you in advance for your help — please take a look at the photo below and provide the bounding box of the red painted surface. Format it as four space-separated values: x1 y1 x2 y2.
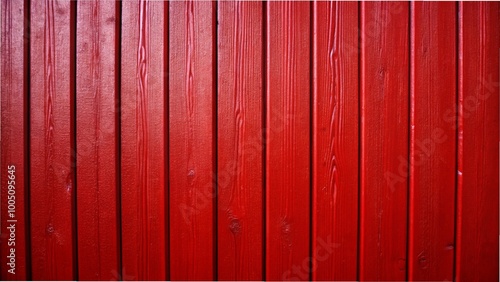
312 2 358 281
1 0 29 279
169 1 215 280
266 2 310 281
408 3 457 281
217 1 263 280
120 0 167 280
456 3 499 281
359 2 409 280
76 1 120 279
0 1 498 281
29 0 76 279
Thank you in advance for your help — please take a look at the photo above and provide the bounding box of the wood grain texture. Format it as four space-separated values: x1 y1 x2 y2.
359 2 409 280
76 0 119 279
266 2 310 280
217 1 263 280
169 1 215 280
3 3 500 280
120 0 167 280
456 2 499 281
29 0 76 279
0 0 29 279
312 2 358 280
408 3 456 281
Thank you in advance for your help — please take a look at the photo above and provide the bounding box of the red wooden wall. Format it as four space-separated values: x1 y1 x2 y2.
1 1 499 281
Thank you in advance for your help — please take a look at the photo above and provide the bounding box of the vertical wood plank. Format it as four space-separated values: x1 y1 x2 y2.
120 0 167 279
217 1 263 280
29 0 76 279
266 2 310 280
408 3 456 281
359 2 409 280
1 0 29 279
312 2 358 280
456 2 499 281
76 0 119 279
169 1 215 280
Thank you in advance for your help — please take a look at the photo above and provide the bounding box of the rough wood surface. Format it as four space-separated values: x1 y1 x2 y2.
29 0 76 279
1 0 29 279
456 2 499 281
217 1 263 280
169 1 216 280
312 1 359 280
408 3 457 281
359 2 409 280
76 0 120 279
266 2 310 280
120 0 167 279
